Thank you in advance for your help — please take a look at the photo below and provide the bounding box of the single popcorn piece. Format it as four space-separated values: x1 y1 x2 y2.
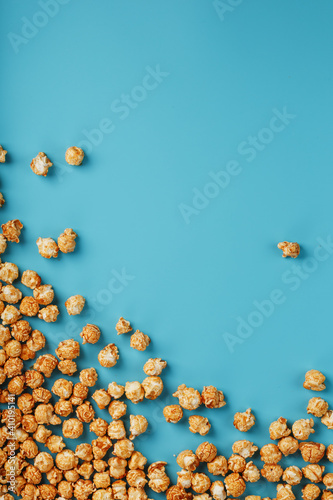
163 404 183 424
277 241 300 258
33 285 54 305
92 389 111 409
142 376 163 399
65 294 85 315
322 492 333 500
129 415 148 440
130 330 151 351
0 145 7 162
2 219 23 243
302 464 325 482
173 384 202 410
292 418 314 440
108 381 125 399
224 473 246 498
260 444 282 464
56 339 80 360
147 461 170 493
210 480 226 500
108 400 127 420
108 420 126 440
261 464 283 482
80 324 101 344
98 343 119 367
116 317 132 335
0 284 22 303
233 408 255 432
299 442 326 463
0 262 19 284
36 237 59 259
276 484 295 500
307 396 329 417
34 452 54 473
90 418 108 437
177 469 192 489
166 486 192 500
242 461 260 482
191 473 211 494
62 418 84 439
321 410 333 429
38 305 59 322
232 440 258 458
201 386 226 409
65 147 84 165
80 367 98 387
109 457 127 479
323 473 333 489
302 484 321 500
143 357 167 376
177 450 200 472
269 417 291 440
30 152 53 176
282 466 302 485
303 369 326 391
196 442 217 463
228 454 246 473
113 438 134 459
0 234 7 254
52 378 73 399
125 381 144 404
58 228 77 253
1 305 22 324
278 436 299 456
20 296 40 317
327 444 333 462
76 401 95 423
189 415 211 435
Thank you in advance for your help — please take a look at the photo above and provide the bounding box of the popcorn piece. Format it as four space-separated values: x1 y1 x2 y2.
302 464 325 482
21 270 42 289
109 457 127 479
228 454 246 473
260 444 282 464
37 305 59 322
4 339 22 357
0 262 19 283
64 294 85 315
4 356 23 377
269 417 291 440
90 418 108 437
58 228 77 253
0 325 11 345
147 461 170 493
112 480 127 499
65 147 84 165
224 473 246 498
17 392 35 414
116 317 132 335
62 418 84 439
108 420 126 440
166 486 192 500
45 435 65 454
11 320 31 341
322 493 333 500
177 469 192 489
76 401 95 423
54 399 73 417
163 405 183 424
36 238 59 258
261 464 283 482
98 343 119 367
30 152 53 176
143 357 167 376
74 479 95 500
8 374 25 394
201 386 226 409
34 452 54 473
302 484 321 500
32 387 51 404
113 439 134 459
58 360 77 375
23 465 42 485
232 440 258 458
125 381 144 404
282 466 302 485
177 450 200 472
108 381 125 399
278 436 299 456
299 442 325 463
51 379 73 399
35 405 60 426
1 305 21 324
207 456 228 476
127 470 147 489
129 415 148 440
307 397 329 417
128 452 147 472
0 284 22 303
2 219 23 243
0 234 7 254
191 473 211 494
80 324 101 344
323 473 333 489
142 376 163 399
233 408 255 432
303 369 326 391
196 442 217 463
242 461 260 482
34 354 58 377
25 370 44 389
321 410 333 429
108 400 127 420
0 145 7 162
93 472 111 489
276 484 295 500
33 285 54 305
20 296 40 317
173 384 202 410
277 241 300 258
92 389 111 409
130 330 151 351
327 444 333 462
292 418 314 440
56 339 80 360
80 368 98 387
188 415 210 435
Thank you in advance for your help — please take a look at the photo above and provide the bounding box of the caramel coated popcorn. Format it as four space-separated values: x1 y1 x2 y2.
276 484 295 500
0 284 22 303
108 381 125 399
243 461 260 483
299 442 325 463
30 152 53 176
302 484 321 500
201 386 226 409
108 400 127 420
147 461 170 493
65 147 84 165
177 450 200 472
269 417 291 440
80 324 101 344
143 357 167 376
20 296 40 317
260 444 282 464
2 219 23 243
233 408 255 432
191 473 211 494
142 376 163 399
173 384 202 410
292 418 314 440
130 330 151 351
278 436 299 456
33 285 54 305
80 368 98 387
282 465 302 485
302 464 325 482
0 262 19 283
307 396 329 417
232 440 258 458
21 270 41 289
58 228 77 253
62 418 84 439
261 464 283 482
196 442 217 463
224 473 246 497
0 234 7 254
36 238 59 259
303 369 326 391
129 415 148 440
37 305 59 322
321 410 333 429
1 304 21 324
116 317 132 335
98 344 119 367
277 241 300 258
163 404 183 424
65 294 85 315
189 415 210 435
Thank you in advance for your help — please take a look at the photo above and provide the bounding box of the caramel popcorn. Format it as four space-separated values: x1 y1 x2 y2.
166 485 192 500
63 468 80 481
128 452 147 471
33 285 54 305
323 473 333 489
21 270 41 289
210 480 226 500
57 228 77 253
26 330 45 352
277 241 300 258
18 392 35 413
108 420 126 440
292 418 314 440
0 234 7 254
125 381 144 404
269 417 291 440
22 414 38 433
93 472 111 489
4 339 22 357
113 439 134 459
127 470 147 488
112 480 127 499
191 473 211 494
90 418 108 437
65 294 85 315
58 360 77 375
35 404 60 425
130 330 151 351
25 370 44 389
302 464 325 482
4 356 23 377
188 415 211 435
177 469 192 489
80 368 98 387
109 400 127 420
196 442 217 463
307 396 329 417
0 325 11 345
282 466 302 485
34 354 58 377
57 480 73 498
2 219 23 243
327 444 333 462
36 238 59 259
62 418 83 439
177 450 200 472
65 147 84 165
98 344 119 367
201 386 226 409
143 357 167 376
80 324 101 344
207 455 228 476
72 382 89 403
30 152 53 176
242 461 260 482
109 457 127 479
76 401 95 422
74 479 95 500
56 339 80 360
0 145 7 162
260 444 282 464
0 262 19 284
0 285 22 303
23 464 42 485
302 484 321 500
1 305 22 324
11 320 31 341
233 408 255 432
45 435 65 454
299 442 325 463
38 305 59 322
278 436 299 456
142 376 163 399
115 317 132 335
224 473 246 497
21 438 39 459
303 369 326 391
232 440 258 458
261 464 283 482
129 415 148 440
322 410 333 429
173 384 202 410
92 389 111 409
20 296 40 317
147 461 170 493
163 405 183 424
228 453 246 473
108 381 125 399
34 452 54 473
51 378 73 399
8 374 25 394
276 484 295 500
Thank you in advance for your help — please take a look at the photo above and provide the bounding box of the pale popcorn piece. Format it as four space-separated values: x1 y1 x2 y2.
321 410 333 429
278 436 299 456
196 442 217 463
107 381 125 399
242 461 260 482
65 294 85 315
80 324 101 344
228 454 246 473
34 404 59 425
92 389 111 409
79 367 98 387
0 284 22 303
189 415 210 435
0 145 7 163
108 420 126 440
108 400 127 420
33 284 54 305
62 418 84 439
113 438 134 459
129 415 148 440
34 452 54 473
0 262 19 283
232 440 258 458
0 193 5 208
20 296 40 317
147 461 170 493
55 449 78 472
307 396 329 417
277 241 300 258
177 469 192 489
98 343 119 367
2 219 23 243
224 473 246 498
302 464 325 482
21 270 41 289
173 384 202 410
292 418 315 440
303 369 326 391
127 470 147 489
282 465 302 485
324 473 333 489
191 473 211 494
176 450 200 472
269 416 291 440
36 237 59 259
299 442 326 463
37 305 59 322
112 480 128 499
143 357 167 376
201 386 226 408
302 484 321 500
1 304 22 324
260 443 282 464
65 147 84 165
210 480 226 500
58 228 77 253
0 234 7 254
163 404 183 424
233 408 255 432
130 330 151 351
142 375 163 399
327 444 333 462
125 381 144 404
30 152 53 176
94 472 111 489
276 484 295 500
261 463 283 482
128 452 147 471
116 317 132 335
55 339 80 360
51 379 73 399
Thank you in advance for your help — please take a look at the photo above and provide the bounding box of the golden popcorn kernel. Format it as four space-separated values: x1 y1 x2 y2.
260 444 282 464
108 400 127 420
191 473 211 494
142 376 163 400
307 396 329 417
98 343 119 368
176 450 199 472
277 241 300 258
228 453 246 473
303 369 326 391
163 404 183 424
58 228 77 253
173 384 202 410
242 461 260 483
0 284 22 303
232 440 258 458
260 463 283 482
80 324 101 344
57 360 77 376
302 464 325 482
107 381 125 399
201 385 226 409
1 305 22 325
224 472 246 497
65 147 84 165
62 418 84 439
233 408 255 432
269 416 291 440
210 480 226 500
33 354 58 377
36 237 59 259
56 339 80 360
196 442 217 463
282 465 302 486
33 285 54 305
2 219 23 243
92 388 111 409
292 418 315 440
30 152 53 176
130 330 151 351
299 442 326 463
37 305 59 322
20 296 40 317
0 262 19 284
129 415 148 440
21 270 42 290
276 484 295 500
207 455 228 476
116 317 132 335
65 294 85 315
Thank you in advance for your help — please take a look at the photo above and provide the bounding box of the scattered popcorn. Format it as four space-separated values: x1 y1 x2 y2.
37 305 59 322
260 444 282 464
233 408 255 432
261 463 283 482
58 228 77 253
20 296 40 316
1 304 22 324
189 415 211 435
321 410 333 429
277 241 300 258
2 219 23 243
0 262 19 284
36 237 59 258
108 381 125 399
80 324 101 344
177 450 200 472
129 415 148 440
30 152 53 176
0 145 7 162
196 442 217 463
116 317 132 335
79 368 98 387
278 436 299 456
65 294 85 315
269 417 291 440
302 484 321 500
228 453 246 473
224 473 246 497
130 330 151 351
302 464 325 482
173 384 202 410
282 465 302 485
33 284 54 305
303 369 326 391
98 343 119 367
142 376 163 399
143 357 167 376
299 442 326 463
232 440 258 458
292 418 315 440
307 396 329 417
65 147 84 165
201 385 226 408
242 461 260 482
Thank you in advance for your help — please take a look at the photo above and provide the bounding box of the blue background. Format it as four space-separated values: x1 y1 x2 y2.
1 1 333 497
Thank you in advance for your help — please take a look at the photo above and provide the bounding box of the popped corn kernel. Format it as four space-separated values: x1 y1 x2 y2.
307 396 329 417
299 442 325 463
242 461 260 482
143 357 167 376
109 457 127 479
74 479 95 500
302 464 325 482
80 324 101 344
33 285 54 305
108 381 125 399
92 489 113 500
58 360 77 375
269 417 291 440
233 408 255 432
21 344 36 361
56 339 80 360
232 440 258 458
92 437 111 460
108 420 126 440
76 401 95 422
323 473 333 489
75 443 93 462
25 370 44 389
80 367 98 387
142 376 163 399
129 415 148 440
166 485 193 500
58 228 77 253
130 330 150 351
62 418 83 439
78 461 96 479
34 452 54 473
128 487 148 500
38 305 59 322
30 152 52 176
113 439 134 459
201 386 226 409
261 464 283 482
116 317 132 335
65 294 85 315
23 465 42 485
52 379 73 399
327 444 333 462
98 343 119 367
20 438 39 459
1 305 21 324
17 393 35 414
72 382 89 403
0 365 6 383
207 456 228 476
65 147 84 165
0 234 6 253
34 354 58 377
11 320 31 341
35 404 59 425
188 415 210 435
278 436 299 456
164 405 183 424
0 284 22 303
292 418 314 440
125 381 144 404
224 473 246 497
109 400 127 420
0 145 7 162
20 296 40 317
304 369 326 391
128 452 147 471
2 219 23 243
277 241 300 258
8 374 25 394
228 454 246 473
90 418 108 437
92 389 111 409
260 444 282 464
4 356 23 377
191 473 211 494
4 339 22 357
33 425 52 443
147 462 170 493
276 484 295 500
26 330 45 352
57 481 73 498
177 469 192 489
93 459 107 472
282 466 302 486
127 470 147 488
32 387 51 403
36 238 59 259
21 271 41 290
22 414 38 433
173 384 202 410
322 493 333 500
302 484 321 500
63 468 80 481
177 450 200 472
0 262 19 284
196 442 217 463
210 480 226 500
45 435 65 454
112 480 127 500
0 325 11 345
322 410 333 429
